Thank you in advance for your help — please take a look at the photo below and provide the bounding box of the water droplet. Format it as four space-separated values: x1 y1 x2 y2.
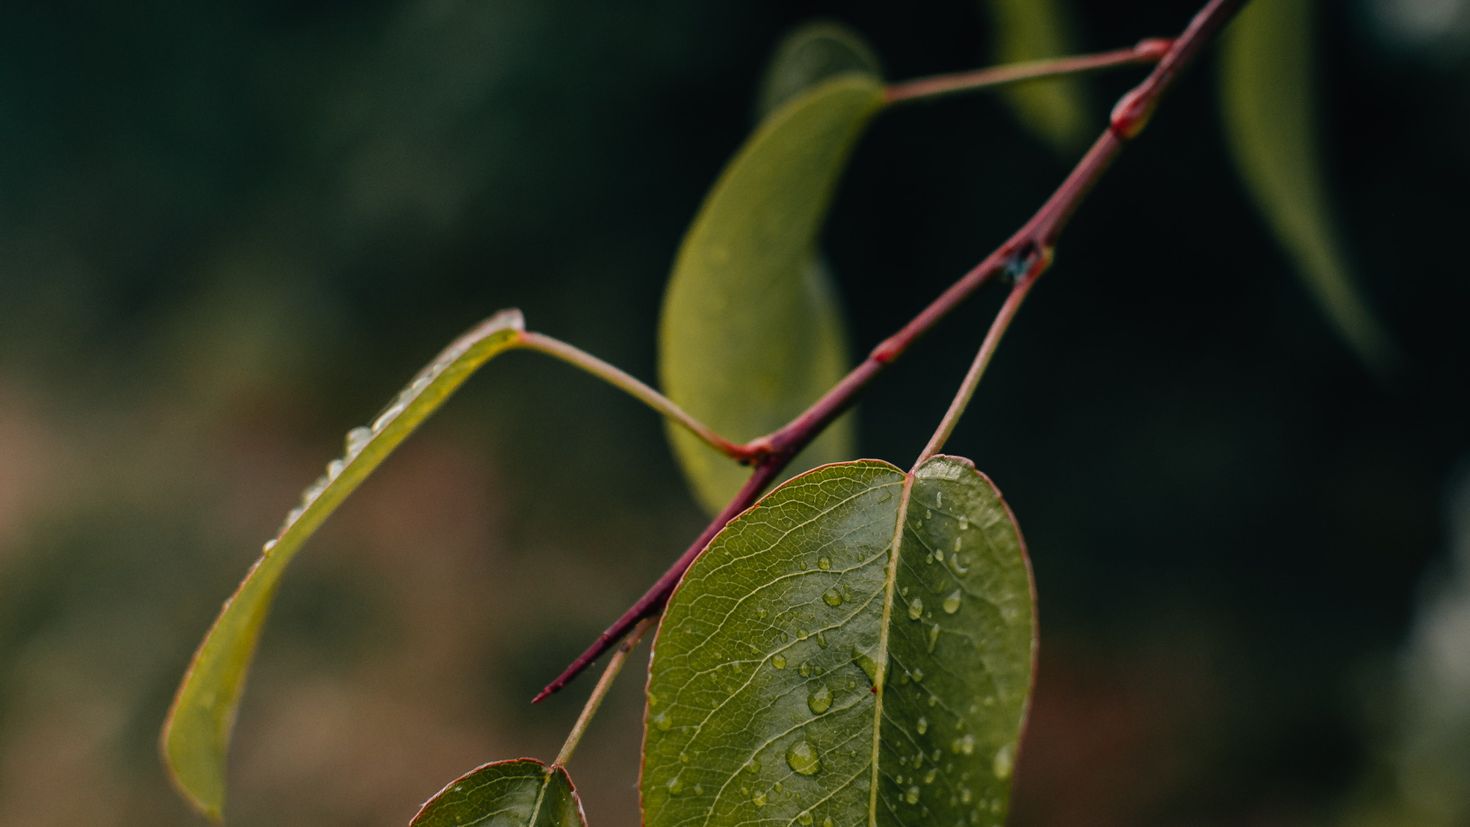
960 787 973 805
822 818 834 827
992 744 1014 779
756 608 768 620
815 631 829 648
957 516 969 531
955 734 976 755
752 790 767 807
798 812 814 826
774 782 784 793
935 491 943 506
808 685 833 714
822 588 844 607
943 590 962 615
926 623 941 653
371 402 405 433
772 654 786 670
817 556 831 571
344 426 372 457
851 647 881 686
798 661 812 678
786 740 821 776
952 536 962 552
1001 605 1021 623
678 752 689 764
911 668 925 683
925 509 934 520
952 555 971 575
262 539 277 553
746 758 761 774
666 776 684 795
693 784 704 796
907 597 924 620
904 785 921 804
923 768 938 785
796 629 810 641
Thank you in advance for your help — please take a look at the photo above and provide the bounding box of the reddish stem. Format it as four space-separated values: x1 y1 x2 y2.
884 38 1171 105
536 0 1247 702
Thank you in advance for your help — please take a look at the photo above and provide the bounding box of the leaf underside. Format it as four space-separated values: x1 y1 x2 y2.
643 457 1036 827
1220 0 1394 370
412 759 587 827
161 309 525 820
658 75 885 514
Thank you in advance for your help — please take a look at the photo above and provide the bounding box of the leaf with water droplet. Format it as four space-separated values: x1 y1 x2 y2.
986 0 1089 152
412 758 587 827
643 456 1035 826
1219 0 1394 370
160 310 525 821
659 54 885 513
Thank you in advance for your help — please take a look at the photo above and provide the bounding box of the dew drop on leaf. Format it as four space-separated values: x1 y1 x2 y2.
785 740 822 776
992 743 1014 779
807 685 833 714
772 654 787 670
822 588 844 607
943 590 962 615
907 597 924 620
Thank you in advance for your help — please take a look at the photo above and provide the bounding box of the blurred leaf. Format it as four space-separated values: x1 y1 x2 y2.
412 759 587 827
756 21 882 118
659 77 884 514
161 309 525 821
1220 0 1395 370
986 0 1089 151
643 456 1036 826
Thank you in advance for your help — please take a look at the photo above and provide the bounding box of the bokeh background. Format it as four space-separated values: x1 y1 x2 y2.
2 1 1468 824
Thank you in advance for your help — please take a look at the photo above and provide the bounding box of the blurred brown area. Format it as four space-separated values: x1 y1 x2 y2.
3 1 1469 825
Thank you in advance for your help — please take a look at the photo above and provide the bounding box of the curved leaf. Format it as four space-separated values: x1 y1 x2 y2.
757 21 882 118
161 309 525 820
643 456 1036 827
659 78 884 514
1220 0 1394 369
987 0 1088 151
412 759 587 827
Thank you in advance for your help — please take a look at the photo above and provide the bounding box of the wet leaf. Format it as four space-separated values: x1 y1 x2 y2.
643 456 1036 827
987 0 1088 151
1220 0 1394 369
161 309 526 821
659 78 884 513
757 21 882 118
412 759 587 827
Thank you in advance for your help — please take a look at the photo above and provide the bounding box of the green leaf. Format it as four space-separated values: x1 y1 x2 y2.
659 77 884 514
1220 0 1394 370
643 456 1036 827
412 759 587 827
987 0 1088 151
756 21 882 119
161 309 526 821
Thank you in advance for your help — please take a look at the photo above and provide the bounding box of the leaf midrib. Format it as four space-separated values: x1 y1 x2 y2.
867 470 916 827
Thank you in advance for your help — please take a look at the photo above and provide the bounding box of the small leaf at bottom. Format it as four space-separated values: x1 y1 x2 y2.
413 759 587 827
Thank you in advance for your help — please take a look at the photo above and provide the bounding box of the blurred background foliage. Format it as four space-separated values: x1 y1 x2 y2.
1 0 1468 824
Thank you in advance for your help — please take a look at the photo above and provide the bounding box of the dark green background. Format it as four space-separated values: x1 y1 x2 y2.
1 1 1466 825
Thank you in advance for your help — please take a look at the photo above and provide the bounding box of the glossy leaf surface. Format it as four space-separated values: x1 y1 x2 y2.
659 78 883 514
987 0 1087 151
757 21 882 118
412 759 586 827
1220 0 1393 368
644 457 1036 827
162 310 525 820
